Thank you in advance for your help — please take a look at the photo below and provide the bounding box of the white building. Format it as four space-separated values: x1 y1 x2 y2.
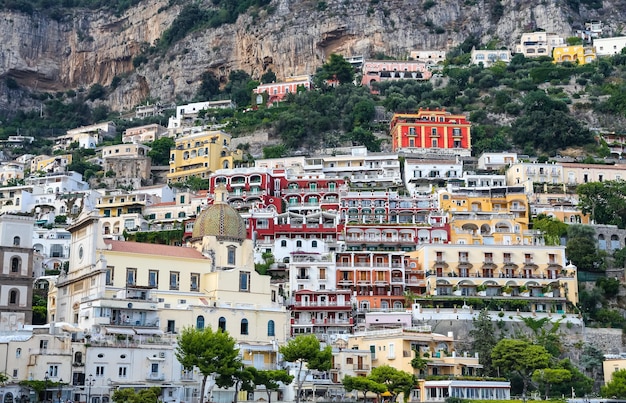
477 152 518 170
516 32 565 57
403 158 463 195
470 49 513 67
594 36 626 56
168 100 235 130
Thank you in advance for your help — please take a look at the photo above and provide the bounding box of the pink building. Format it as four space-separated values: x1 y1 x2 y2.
253 76 313 106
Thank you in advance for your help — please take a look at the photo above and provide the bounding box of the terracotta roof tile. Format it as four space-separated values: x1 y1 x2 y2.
103 240 206 259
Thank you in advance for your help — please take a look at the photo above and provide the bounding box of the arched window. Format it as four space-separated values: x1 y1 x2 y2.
240 319 249 335
9 289 18 305
196 316 205 330
74 351 83 364
380 301 389 310
16 348 21 358
311 240 318 248
280 240 287 247
218 317 226 332
267 320 275 337
13 236 20 246
11 257 20 273
296 240 302 248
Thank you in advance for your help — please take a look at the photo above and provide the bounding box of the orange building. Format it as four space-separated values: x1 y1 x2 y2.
389 108 472 156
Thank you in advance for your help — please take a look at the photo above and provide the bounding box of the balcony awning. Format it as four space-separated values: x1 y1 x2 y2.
105 327 135 335
135 328 164 336
461 363 484 368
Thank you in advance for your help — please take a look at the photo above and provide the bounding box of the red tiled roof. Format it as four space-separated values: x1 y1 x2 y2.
103 240 206 259
150 201 176 207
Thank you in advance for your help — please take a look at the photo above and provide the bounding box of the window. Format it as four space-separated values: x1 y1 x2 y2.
170 272 180 290
167 320 176 333
126 268 137 286
409 127 416 135
148 270 158 288
312 240 318 248
11 257 20 273
13 236 20 246
239 271 250 292
280 240 287 247
9 290 18 305
296 240 302 248
16 348 21 358
151 363 159 374
96 366 105 376
40 340 48 350
227 246 236 265
218 317 226 332
268 320 275 337
196 316 205 330
74 352 82 364
319 268 326 280
118 367 127 377
240 319 249 335
48 365 59 377
190 273 199 291
106 267 114 285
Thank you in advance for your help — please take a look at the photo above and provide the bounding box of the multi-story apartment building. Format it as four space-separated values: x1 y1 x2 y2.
515 31 565 57
335 250 408 311
403 158 463 195
167 130 242 184
553 45 596 64
168 101 235 131
252 75 313 106
122 124 168 144
361 60 432 88
0 214 35 330
211 167 281 215
505 162 563 191
53 122 116 152
0 162 24 185
561 162 626 184
347 327 511 402
409 243 578 313
461 173 506 188
389 108 471 156
0 185 33 214
476 152 517 171
32 227 72 274
290 289 353 338
409 50 446 66
321 147 402 189
470 49 513 67
31 154 73 174
329 344 372 383
594 36 626 56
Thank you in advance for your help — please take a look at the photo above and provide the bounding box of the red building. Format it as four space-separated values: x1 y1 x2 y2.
389 108 472 155
253 76 312 106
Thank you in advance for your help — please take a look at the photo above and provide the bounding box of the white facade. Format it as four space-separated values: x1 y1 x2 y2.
470 49 513 67
0 162 24 185
403 158 463 195
168 100 235 130
594 36 626 56
477 152 518 170
516 32 565 57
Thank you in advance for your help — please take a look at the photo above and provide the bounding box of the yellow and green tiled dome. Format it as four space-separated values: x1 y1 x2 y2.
192 187 246 241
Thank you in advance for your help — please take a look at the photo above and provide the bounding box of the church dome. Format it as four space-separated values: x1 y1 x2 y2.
191 186 246 241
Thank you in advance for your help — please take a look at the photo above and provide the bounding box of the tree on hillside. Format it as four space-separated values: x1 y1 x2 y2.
469 309 498 376
602 369 626 398
147 137 175 166
566 224 604 271
175 327 241 403
314 54 355 86
532 368 571 399
343 375 387 403
261 69 277 84
532 214 568 245
491 339 551 402
368 365 415 403
577 180 626 228
197 71 221 101
279 335 332 403
252 369 294 403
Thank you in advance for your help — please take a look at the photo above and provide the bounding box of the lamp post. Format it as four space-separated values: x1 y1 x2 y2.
57 379 63 403
44 371 49 403
86 374 95 403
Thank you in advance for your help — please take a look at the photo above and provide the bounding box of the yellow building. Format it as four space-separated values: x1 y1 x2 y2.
408 243 578 312
439 187 530 244
553 45 596 64
346 327 511 401
167 130 242 184
603 356 626 385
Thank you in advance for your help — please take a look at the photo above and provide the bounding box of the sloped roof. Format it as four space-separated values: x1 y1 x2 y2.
104 240 206 259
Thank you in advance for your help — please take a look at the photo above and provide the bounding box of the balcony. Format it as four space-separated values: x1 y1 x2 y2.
146 372 165 381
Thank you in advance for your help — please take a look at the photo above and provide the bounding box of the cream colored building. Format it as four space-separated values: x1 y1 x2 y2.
409 243 578 312
31 154 73 174
470 49 512 67
506 162 563 191
123 124 168 144
516 32 565 57
603 356 626 385
0 162 24 185
561 162 626 184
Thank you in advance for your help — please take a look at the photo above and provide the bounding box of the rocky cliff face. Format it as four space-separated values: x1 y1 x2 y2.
1 0 626 112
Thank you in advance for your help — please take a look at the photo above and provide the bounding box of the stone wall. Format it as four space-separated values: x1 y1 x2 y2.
584 327 624 354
